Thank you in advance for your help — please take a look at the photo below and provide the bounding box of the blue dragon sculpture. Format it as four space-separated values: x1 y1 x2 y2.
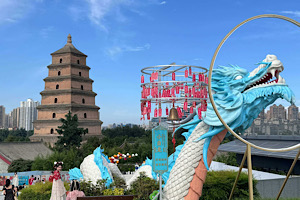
141 54 295 200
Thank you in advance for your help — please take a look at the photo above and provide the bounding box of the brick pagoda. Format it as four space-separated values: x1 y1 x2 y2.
32 34 102 144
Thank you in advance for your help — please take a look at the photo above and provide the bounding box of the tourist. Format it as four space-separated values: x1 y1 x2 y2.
49 171 54 182
29 175 34 185
66 180 85 200
50 161 66 200
12 172 18 187
135 163 139 171
3 179 17 200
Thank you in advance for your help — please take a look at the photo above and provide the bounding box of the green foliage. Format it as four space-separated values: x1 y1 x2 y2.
200 170 259 200
103 188 124 195
55 111 88 150
31 147 83 171
0 128 32 142
8 159 33 172
128 172 159 200
80 179 107 196
110 176 127 190
19 181 69 200
215 152 238 167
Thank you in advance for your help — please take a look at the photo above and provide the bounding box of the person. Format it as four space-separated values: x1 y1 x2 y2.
3 179 17 200
29 175 34 185
135 163 139 171
50 161 66 200
12 172 18 187
66 180 85 200
32 177 37 185
49 171 54 182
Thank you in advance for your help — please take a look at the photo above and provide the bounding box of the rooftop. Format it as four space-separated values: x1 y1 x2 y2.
51 34 87 57
0 142 53 163
218 135 300 160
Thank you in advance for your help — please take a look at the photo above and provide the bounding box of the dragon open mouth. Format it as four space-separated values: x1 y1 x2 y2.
244 70 282 91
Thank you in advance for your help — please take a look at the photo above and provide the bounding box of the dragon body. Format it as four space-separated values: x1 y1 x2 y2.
141 54 295 200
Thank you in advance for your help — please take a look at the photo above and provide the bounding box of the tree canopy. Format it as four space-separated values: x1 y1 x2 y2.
55 111 87 150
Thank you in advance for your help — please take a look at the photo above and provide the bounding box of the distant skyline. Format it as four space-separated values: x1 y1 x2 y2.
0 0 300 125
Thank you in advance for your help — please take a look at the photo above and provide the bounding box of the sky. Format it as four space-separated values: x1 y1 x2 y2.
0 0 300 125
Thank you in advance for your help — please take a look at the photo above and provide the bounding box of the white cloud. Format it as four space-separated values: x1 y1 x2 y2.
160 1 167 5
40 26 54 38
85 0 132 31
107 43 151 58
0 0 42 24
280 11 300 18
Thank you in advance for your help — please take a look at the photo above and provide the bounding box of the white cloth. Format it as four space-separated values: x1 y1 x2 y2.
50 179 66 200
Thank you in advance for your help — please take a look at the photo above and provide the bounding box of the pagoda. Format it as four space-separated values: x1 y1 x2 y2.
32 34 102 144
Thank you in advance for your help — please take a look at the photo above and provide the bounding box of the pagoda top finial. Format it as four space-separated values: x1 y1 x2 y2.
67 34 72 44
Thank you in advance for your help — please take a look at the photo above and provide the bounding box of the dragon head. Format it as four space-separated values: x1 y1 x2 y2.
199 55 295 169
203 54 295 133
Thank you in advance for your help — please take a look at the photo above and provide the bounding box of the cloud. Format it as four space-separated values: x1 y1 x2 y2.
40 26 54 38
84 0 132 31
107 43 151 58
160 1 167 5
280 11 300 18
0 0 42 24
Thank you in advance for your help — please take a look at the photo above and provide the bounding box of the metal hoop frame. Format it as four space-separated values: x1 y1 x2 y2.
208 14 300 152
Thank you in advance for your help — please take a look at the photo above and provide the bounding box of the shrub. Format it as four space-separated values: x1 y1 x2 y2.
200 170 259 200
19 181 70 200
103 188 124 196
80 179 107 196
128 172 159 200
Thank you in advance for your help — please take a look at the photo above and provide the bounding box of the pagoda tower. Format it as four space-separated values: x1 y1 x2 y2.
32 34 102 144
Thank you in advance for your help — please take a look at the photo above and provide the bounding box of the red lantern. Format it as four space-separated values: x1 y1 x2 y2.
147 113 150 120
184 100 188 111
166 107 169 115
141 75 144 83
192 73 196 82
185 69 188 78
185 85 188 94
172 72 175 80
154 108 158 117
189 67 192 76
190 106 193 113
198 107 202 119
158 108 162 116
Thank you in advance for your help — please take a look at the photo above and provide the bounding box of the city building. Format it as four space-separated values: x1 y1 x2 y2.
269 104 286 120
32 34 102 144
19 99 39 131
0 106 5 129
11 107 20 129
288 104 298 121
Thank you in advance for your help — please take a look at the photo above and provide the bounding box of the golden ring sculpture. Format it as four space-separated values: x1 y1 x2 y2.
208 14 300 152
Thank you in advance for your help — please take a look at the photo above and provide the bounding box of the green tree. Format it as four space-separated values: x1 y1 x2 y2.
55 111 87 150
8 159 33 172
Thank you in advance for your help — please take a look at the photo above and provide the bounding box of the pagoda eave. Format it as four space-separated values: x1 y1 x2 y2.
40 89 97 97
43 75 94 83
47 63 91 70
37 104 100 110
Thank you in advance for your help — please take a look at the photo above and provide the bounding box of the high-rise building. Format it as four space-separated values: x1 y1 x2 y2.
258 109 265 119
269 104 286 120
19 99 39 131
32 34 102 144
12 107 20 129
0 106 5 128
288 104 299 121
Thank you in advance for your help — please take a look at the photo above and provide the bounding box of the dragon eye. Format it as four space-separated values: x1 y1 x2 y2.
235 75 243 80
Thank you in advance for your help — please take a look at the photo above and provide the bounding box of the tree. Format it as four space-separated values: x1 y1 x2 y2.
8 159 33 172
55 111 87 150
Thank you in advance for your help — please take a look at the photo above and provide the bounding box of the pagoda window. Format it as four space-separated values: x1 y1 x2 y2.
54 98 58 103
81 85 83 90
79 72 82 76
50 129 54 134
58 71 61 76
60 58 62 63
82 98 85 104
52 113 56 118
84 113 87 118
77 60 80 64
56 84 59 89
